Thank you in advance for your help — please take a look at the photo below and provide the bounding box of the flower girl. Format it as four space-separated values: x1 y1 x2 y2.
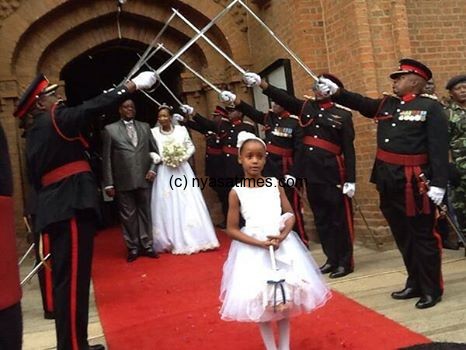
150 105 219 254
220 131 330 350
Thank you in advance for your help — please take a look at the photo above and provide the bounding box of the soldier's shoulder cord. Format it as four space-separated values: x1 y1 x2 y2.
382 91 399 99
334 104 352 112
420 93 438 101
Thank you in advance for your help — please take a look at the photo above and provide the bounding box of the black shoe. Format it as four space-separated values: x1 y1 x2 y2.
415 295 441 309
391 287 421 300
43 311 55 320
319 263 334 274
442 240 459 250
127 251 138 263
329 266 353 279
143 249 159 259
89 345 105 350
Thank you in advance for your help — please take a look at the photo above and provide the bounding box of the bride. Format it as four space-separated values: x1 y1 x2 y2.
150 105 220 254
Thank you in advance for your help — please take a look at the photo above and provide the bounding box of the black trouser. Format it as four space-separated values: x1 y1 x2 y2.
283 181 307 244
34 229 54 316
0 302 22 350
379 190 442 297
307 183 354 269
116 188 153 253
46 210 96 350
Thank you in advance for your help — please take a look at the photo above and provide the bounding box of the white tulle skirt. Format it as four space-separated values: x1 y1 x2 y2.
220 229 331 322
151 161 219 254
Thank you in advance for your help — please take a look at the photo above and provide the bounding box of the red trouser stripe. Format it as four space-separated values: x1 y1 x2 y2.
42 233 54 312
432 216 444 291
70 218 79 350
335 155 355 268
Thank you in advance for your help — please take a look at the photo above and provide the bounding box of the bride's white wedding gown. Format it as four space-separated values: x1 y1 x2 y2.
151 125 220 254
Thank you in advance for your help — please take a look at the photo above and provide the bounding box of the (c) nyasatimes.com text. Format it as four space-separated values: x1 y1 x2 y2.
168 176 303 190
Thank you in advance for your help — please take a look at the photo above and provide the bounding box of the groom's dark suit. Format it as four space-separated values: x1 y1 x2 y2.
102 114 159 258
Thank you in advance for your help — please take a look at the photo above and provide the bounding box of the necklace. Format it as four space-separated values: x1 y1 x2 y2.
160 125 174 135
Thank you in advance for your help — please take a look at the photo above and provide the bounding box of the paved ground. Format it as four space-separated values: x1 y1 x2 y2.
19 242 466 349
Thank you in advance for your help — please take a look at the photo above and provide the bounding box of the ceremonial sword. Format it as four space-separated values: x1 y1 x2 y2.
419 173 466 256
157 44 222 94
21 253 51 286
237 0 319 82
155 1 240 76
172 9 248 75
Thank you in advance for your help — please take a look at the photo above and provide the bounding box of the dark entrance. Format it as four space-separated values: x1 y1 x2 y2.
60 38 183 126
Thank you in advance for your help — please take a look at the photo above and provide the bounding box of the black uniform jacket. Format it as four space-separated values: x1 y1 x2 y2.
26 87 132 232
184 118 224 180
333 90 449 191
236 100 303 178
263 84 356 185
193 113 256 180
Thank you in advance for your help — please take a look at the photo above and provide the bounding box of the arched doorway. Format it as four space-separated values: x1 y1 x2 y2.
60 38 183 126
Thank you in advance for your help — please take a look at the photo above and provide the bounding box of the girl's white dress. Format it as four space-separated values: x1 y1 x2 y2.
150 125 219 254
220 178 331 322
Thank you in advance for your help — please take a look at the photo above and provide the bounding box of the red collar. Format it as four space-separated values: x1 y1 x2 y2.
279 111 290 118
231 119 242 126
402 93 417 102
318 100 334 109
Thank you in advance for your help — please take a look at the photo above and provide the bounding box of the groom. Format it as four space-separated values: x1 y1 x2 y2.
102 99 159 262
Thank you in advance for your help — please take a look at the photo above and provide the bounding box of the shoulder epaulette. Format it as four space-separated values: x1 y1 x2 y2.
243 120 255 126
221 117 229 122
289 114 299 120
420 93 438 101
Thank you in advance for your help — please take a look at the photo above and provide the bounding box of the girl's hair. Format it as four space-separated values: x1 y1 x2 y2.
239 138 266 154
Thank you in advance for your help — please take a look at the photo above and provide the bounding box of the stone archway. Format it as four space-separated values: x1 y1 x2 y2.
0 0 254 234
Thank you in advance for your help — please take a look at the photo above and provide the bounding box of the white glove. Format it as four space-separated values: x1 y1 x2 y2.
180 104 194 115
173 113 184 123
131 71 158 90
284 174 296 187
342 182 356 198
427 186 445 206
243 72 261 87
316 77 339 97
219 91 237 104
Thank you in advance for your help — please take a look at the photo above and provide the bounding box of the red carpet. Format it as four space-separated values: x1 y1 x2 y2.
92 227 430 350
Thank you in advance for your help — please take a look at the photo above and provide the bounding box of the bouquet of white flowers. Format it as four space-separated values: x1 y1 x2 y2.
162 140 188 168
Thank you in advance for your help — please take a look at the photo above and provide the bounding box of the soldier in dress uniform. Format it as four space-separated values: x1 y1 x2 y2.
218 91 308 243
445 74 466 238
318 58 449 309
0 122 22 350
182 105 228 228
242 73 356 279
15 71 157 350
180 103 256 222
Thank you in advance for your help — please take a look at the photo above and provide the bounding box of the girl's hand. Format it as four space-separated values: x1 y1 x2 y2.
264 236 282 250
259 239 278 250
267 234 286 245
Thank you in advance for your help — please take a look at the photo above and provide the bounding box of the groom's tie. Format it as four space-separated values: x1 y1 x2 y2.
125 121 138 147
